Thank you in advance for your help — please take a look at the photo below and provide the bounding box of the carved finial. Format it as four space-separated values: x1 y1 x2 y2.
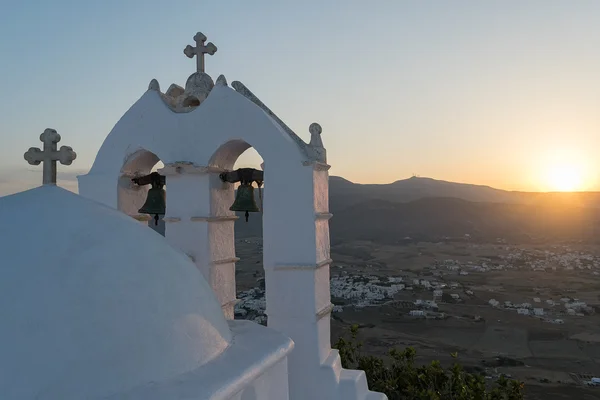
308 123 326 163
309 123 322 136
24 129 77 185
184 32 217 73
216 74 228 86
148 79 160 91
309 123 324 148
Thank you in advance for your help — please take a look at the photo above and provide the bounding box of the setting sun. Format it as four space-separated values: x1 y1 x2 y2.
546 164 583 192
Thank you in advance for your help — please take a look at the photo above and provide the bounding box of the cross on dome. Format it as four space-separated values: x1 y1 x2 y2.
184 32 217 73
24 128 76 185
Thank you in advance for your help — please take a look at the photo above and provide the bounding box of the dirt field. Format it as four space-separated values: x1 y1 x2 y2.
235 238 600 399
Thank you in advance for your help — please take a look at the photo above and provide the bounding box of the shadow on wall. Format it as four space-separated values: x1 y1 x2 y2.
240 386 257 400
147 217 166 236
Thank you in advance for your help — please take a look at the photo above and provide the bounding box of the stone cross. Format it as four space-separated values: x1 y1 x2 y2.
184 32 217 73
24 128 77 185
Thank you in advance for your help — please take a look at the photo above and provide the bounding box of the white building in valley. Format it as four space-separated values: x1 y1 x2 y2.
1 32 385 400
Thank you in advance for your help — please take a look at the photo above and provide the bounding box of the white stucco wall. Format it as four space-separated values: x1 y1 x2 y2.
81 84 304 180
79 76 386 400
103 320 293 400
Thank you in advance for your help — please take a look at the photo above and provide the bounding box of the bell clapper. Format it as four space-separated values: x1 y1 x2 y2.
154 214 159 226
245 211 249 222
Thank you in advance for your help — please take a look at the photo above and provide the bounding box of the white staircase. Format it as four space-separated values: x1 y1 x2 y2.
318 350 388 400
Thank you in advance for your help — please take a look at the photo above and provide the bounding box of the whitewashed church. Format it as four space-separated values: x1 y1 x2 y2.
0 32 386 400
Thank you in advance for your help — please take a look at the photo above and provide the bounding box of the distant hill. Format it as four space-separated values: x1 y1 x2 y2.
329 176 600 210
328 176 521 211
330 196 598 244
235 176 600 243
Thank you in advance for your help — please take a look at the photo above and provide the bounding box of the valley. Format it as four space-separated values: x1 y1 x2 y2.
234 237 600 400
230 176 600 399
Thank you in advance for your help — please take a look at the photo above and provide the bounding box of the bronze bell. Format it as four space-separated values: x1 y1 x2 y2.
139 184 166 226
230 182 260 222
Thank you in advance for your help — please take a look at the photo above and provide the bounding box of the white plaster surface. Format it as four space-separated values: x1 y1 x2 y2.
80 83 306 182
104 320 293 400
0 185 232 399
79 64 386 399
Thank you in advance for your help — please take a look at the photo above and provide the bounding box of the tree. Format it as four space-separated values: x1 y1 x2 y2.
333 325 524 400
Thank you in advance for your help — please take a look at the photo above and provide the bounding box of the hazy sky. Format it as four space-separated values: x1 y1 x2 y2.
1 1 600 195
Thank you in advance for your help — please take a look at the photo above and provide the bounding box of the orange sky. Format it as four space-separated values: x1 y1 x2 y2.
2 2 600 195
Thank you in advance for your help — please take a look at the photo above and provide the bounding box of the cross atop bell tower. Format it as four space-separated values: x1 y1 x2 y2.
24 128 76 185
184 32 217 73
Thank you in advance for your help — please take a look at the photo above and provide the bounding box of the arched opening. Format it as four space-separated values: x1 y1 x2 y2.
181 96 201 108
118 149 167 236
210 141 266 324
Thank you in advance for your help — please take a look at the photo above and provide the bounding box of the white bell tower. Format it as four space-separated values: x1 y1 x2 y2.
78 31 386 400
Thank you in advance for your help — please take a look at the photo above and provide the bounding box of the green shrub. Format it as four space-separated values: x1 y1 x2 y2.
333 325 524 399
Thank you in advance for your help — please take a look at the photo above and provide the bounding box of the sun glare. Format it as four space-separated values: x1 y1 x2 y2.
546 164 583 192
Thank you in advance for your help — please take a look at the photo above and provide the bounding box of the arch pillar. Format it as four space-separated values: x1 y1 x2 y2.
159 162 239 319
262 160 335 399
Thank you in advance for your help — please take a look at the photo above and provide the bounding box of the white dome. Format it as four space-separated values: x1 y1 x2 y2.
0 186 232 399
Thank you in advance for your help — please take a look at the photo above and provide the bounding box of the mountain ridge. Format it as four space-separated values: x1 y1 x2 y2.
329 175 600 209
234 175 600 243
331 175 600 195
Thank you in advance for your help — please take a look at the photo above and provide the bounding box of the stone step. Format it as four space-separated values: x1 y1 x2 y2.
339 369 369 399
318 350 388 400
364 390 388 400
317 349 344 399
320 349 343 382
